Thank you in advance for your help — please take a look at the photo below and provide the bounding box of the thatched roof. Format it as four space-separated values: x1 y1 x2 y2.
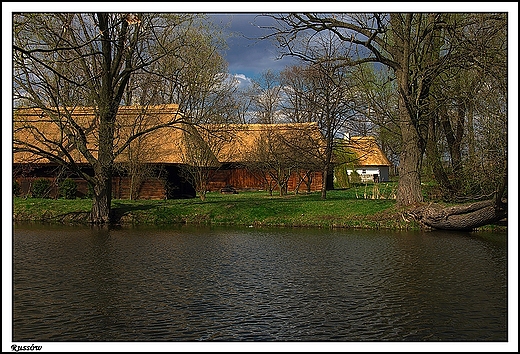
347 136 392 167
13 104 187 164
211 122 325 163
13 105 326 167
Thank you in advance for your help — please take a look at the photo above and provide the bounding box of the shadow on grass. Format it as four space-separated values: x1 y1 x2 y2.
110 201 166 224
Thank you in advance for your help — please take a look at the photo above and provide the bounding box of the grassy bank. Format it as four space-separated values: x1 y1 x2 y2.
13 185 422 230
12 185 507 232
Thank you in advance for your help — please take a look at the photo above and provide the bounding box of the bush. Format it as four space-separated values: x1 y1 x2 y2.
14 180 21 196
59 178 77 199
334 166 350 189
31 178 51 198
349 170 362 184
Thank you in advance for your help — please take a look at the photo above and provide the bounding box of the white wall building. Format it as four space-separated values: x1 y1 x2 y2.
344 136 392 183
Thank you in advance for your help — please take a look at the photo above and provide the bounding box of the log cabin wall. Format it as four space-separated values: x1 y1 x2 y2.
14 176 167 200
206 168 324 193
207 169 265 191
14 167 325 200
112 177 166 200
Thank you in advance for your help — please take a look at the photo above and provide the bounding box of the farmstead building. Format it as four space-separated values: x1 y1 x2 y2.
13 105 331 199
344 136 392 183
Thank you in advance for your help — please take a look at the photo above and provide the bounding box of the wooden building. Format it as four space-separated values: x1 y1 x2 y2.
13 105 196 199
204 123 327 193
13 105 329 199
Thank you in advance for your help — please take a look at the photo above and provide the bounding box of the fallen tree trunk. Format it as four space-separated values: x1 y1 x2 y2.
409 199 507 231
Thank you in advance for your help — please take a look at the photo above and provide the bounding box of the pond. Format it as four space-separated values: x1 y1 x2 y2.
10 223 509 349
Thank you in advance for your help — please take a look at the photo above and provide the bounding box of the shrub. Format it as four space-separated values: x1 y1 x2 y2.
334 166 350 189
31 178 51 198
14 180 21 196
59 178 77 199
349 170 362 184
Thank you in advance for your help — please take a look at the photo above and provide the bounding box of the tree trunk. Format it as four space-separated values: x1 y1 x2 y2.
395 101 424 206
90 173 112 224
390 17 425 207
410 199 507 231
467 101 476 170
89 13 123 223
439 103 464 193
90 114 115 223
321 165 328 200
425 115 455 196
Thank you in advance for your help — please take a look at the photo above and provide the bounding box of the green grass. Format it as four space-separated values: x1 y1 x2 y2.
110 189 401 228
13 181 507 232
13 183 415 230
12 197 92 223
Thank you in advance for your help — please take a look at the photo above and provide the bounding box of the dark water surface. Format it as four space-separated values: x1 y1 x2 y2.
13 223 507 342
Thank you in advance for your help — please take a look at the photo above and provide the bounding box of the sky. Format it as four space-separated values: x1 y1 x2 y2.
208 13 299 87
3 3 518 86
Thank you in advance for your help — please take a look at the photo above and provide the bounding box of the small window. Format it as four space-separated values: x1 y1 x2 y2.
362 169 366 174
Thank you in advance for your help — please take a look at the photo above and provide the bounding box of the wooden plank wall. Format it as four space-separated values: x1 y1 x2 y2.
207 168 323 193
14 176 167 200
15 168 324 199
113 177 166 200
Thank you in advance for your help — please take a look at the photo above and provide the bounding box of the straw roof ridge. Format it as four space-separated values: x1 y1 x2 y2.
347 136 391 167
14 106 327 166
238 122 319 130
14 104 181 125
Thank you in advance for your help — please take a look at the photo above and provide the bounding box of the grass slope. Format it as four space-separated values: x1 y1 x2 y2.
14 185 413 229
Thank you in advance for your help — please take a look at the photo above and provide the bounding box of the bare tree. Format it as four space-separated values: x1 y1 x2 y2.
13 13 228 223
247 127 299 196
264 13 507 229
348 64 401 169
164 28 241 201
178 127 217 201
249 70 284 124
114 106 165 200
279 33 358 200
242 123 325 196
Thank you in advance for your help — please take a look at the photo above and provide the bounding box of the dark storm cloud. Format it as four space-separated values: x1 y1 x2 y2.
208 13 299 80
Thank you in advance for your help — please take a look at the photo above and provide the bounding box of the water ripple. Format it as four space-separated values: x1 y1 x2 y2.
13 225 507 341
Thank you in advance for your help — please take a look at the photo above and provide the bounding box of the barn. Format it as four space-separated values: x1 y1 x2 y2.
204 122 329 193
13 105 330 199
13 105 197 199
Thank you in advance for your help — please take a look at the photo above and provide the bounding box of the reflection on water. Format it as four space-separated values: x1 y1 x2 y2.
13 223 507 341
